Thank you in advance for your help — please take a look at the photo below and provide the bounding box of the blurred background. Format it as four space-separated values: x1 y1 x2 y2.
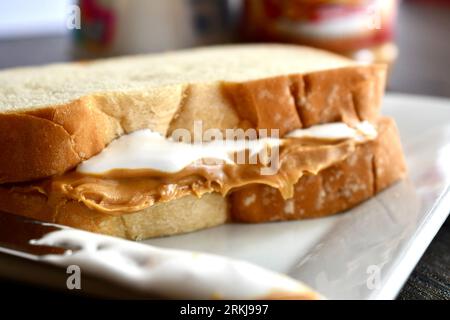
0 0 449 97
0 0 449 299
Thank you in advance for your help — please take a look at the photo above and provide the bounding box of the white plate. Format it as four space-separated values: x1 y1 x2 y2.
1 93 450 299
144 93 450 299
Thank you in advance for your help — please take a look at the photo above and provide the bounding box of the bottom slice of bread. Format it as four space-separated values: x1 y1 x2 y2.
0 117 406 240
231 117 407 222
0 190 228 240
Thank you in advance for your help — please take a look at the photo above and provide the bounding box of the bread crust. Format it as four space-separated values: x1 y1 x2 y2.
230 117 406 222
0 65 385 183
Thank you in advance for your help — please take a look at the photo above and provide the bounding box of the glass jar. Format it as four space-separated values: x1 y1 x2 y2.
242 0 399 66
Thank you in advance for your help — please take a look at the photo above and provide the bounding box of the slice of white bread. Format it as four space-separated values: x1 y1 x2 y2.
0 191 228 240
0 44 386 183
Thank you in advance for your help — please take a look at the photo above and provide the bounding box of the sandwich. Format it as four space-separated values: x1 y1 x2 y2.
0 44 406 240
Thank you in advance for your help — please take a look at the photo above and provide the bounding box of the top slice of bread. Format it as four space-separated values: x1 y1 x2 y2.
0 44 355 110
0 44 386 183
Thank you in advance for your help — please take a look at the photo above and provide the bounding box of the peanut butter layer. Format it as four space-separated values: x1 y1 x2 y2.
11 136 368 216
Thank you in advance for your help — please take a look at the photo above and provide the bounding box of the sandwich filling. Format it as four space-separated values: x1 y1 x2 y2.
15 122 377 215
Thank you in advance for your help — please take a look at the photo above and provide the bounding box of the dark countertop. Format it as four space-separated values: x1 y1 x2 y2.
392 2 450 299
0 1 448 300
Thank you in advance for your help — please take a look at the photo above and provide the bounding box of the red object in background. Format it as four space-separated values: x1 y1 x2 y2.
242 0 399 65
76 0 116 51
